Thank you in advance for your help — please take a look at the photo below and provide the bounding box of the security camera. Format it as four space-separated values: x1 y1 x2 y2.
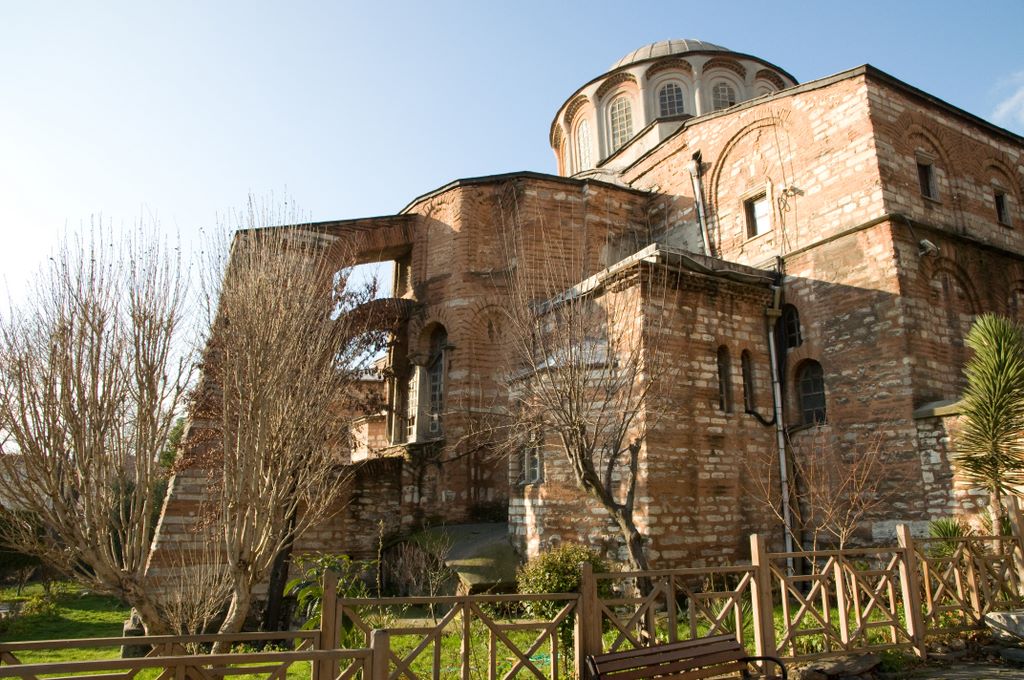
918 239 940 257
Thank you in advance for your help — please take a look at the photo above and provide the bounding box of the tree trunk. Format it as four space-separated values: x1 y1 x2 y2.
213 580 252 652
133 596 174 635
612 509 651 589
262 538 295 632
992 489 1005 535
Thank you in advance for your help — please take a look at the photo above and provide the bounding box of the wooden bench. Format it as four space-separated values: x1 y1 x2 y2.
585 634 788 679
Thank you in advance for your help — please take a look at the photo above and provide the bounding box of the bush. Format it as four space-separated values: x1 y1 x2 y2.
286 553 372 630
20 591 59 618
516 543 611 619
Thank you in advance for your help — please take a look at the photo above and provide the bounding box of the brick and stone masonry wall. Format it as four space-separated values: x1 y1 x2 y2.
509 263 781 567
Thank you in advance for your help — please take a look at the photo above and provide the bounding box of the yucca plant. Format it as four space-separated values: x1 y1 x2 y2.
954 314 1024 529
928 517 974 558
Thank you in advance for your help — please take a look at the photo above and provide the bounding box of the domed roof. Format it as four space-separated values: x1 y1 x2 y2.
610 39 729 70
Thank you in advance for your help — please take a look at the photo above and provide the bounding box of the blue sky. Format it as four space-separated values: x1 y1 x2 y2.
2 1 1023 301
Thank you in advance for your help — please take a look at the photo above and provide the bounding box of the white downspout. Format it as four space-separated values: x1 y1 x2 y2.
766 284 795 574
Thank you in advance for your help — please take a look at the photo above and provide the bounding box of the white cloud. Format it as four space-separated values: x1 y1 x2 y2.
992 71 1024 133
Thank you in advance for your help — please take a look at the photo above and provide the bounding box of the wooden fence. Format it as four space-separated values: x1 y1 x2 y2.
0 630 382 680
571 525 1024 672
323 591 579 679
3 522 1023 680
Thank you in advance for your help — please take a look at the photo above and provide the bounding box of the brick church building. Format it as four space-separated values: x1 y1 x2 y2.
151 39 1024 575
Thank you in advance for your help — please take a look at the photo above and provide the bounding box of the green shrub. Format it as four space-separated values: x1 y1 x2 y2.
20 591 59 618
516 543 611 619
286 553 372 630
929 517 974 558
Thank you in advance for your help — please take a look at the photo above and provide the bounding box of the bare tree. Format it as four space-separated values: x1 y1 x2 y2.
183 198 384 638
0 228 191 633
748 428 895 552
496 194 672 572
156 523 233 643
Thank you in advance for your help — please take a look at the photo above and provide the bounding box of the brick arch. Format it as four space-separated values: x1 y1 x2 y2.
706 115 791 254
919 257 981 315
551 124 563 150
904 125 953 170
466 301 511 343
596 72 638 101
754 69 785 90
562 93 590 127
644 58 693 80
701 57 747 79
881 112 955 172
1006 281 1024 320
408 308 458 358
983 156 1024 200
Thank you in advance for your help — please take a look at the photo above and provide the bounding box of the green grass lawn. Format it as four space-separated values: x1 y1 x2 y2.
0 583 315 679
1 582 130 663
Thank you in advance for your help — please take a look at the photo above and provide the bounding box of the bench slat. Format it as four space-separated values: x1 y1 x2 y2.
590 634 737 664
587 633 787 680
595 640 743 674
599 659 746 680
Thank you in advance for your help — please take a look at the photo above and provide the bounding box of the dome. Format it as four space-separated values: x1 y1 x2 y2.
610 39 729 70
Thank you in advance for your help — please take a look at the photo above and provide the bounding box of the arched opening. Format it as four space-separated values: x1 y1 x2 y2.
658 82 685 117
609 95 634 152
781 304 802 349
575 118 592 172
426 325 448 437
711 81 737 110
796 360 826 425
717 345 732 413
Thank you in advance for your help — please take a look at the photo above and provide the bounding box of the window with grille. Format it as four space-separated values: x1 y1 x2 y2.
575 119 592 171
781 305 802 349
523 430 542 484
797 361 826 425
609 96 633 152
658 83 685 116
711 82 737 110
427 327 447 435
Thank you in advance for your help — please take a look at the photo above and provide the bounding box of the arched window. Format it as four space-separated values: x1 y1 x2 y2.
427 326 448 435
575 119 592 172
797 361 826 425
711 82 737 111
717 345 732 413
658 83 685 117
609 96 634 152
781 304 802 349
741 350 755 412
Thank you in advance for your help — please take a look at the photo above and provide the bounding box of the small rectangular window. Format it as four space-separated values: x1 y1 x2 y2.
744 193 771 238
917 162 936 199
995 190 1010 226
523 431 542 484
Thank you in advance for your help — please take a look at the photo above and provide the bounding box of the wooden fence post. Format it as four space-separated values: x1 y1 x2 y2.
369 629 389 680
575 561 601 679
1007 497 1024 597
749 534 777 659
896 524 927 659
316 570 339 680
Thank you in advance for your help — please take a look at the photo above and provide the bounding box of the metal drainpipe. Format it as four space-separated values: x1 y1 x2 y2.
766 284 795 574
687 151 712 256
